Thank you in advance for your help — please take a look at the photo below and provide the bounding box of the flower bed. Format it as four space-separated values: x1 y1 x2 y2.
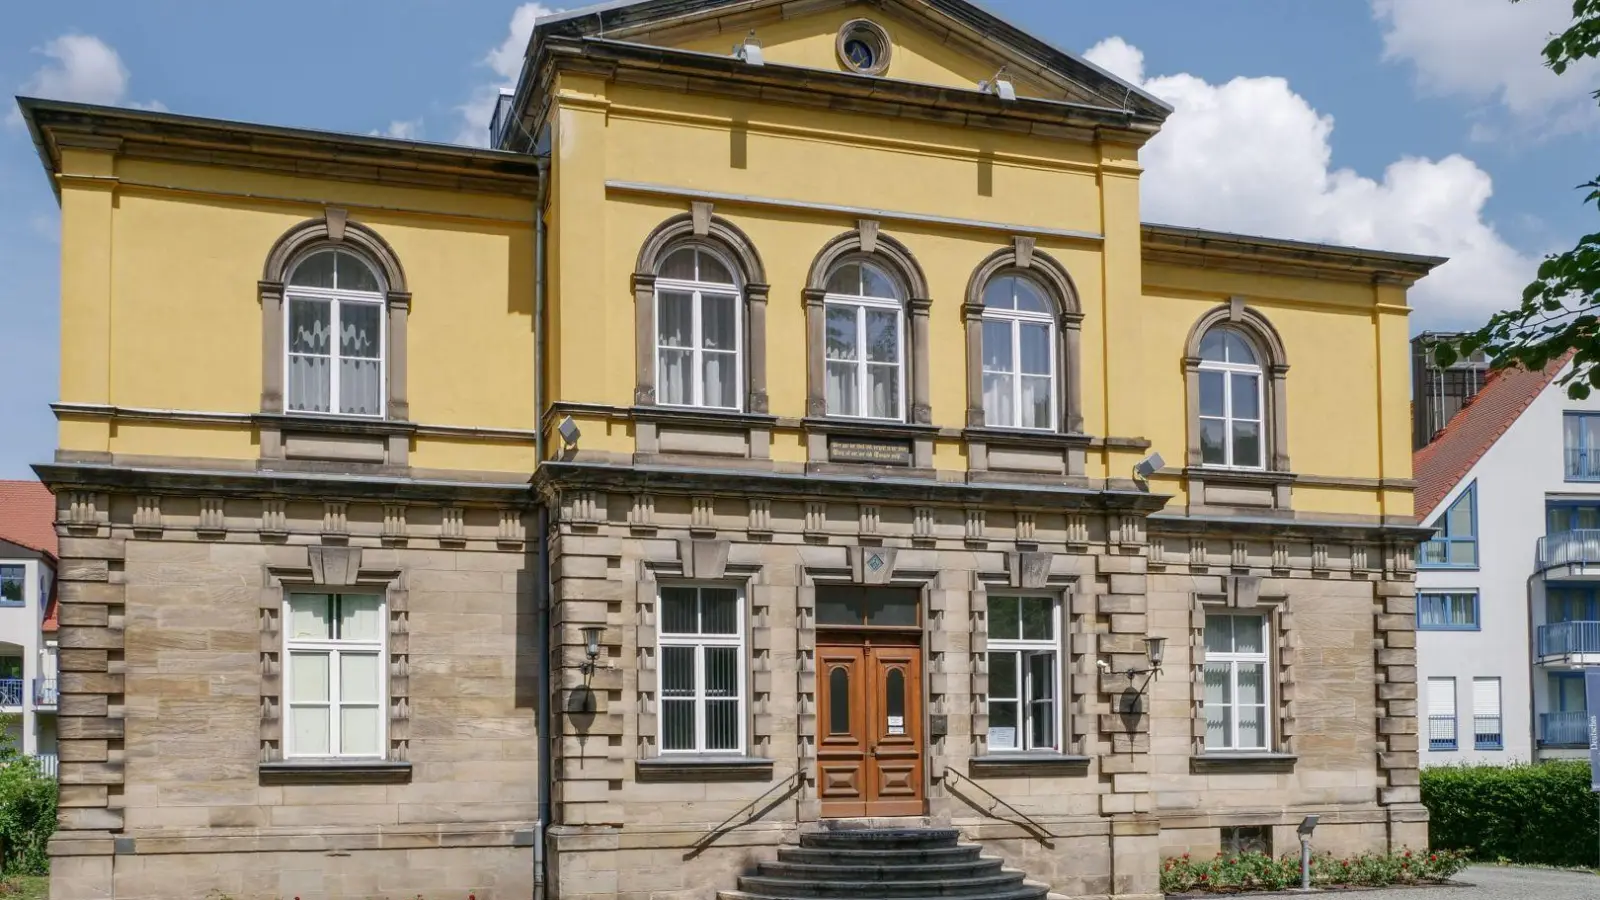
1161 848 1471 894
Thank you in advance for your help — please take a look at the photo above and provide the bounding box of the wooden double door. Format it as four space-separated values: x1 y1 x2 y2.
816 634 925 817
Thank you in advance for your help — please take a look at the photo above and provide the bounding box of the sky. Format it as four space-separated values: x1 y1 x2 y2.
1 0 1597 478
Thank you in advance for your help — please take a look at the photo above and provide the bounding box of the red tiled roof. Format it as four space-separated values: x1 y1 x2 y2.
1413 353 1572 523
0 480 56 559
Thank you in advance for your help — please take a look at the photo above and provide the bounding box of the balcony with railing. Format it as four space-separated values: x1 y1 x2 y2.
1540 710 1591 747
1537 530 1600 576
33 754 56 780
1536 621 1600 663
33 678 56 709
0 678 23 708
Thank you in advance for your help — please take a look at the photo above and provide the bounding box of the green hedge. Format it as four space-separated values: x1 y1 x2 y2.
1421 761 1598 867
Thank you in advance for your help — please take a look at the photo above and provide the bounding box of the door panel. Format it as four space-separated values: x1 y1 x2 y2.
818 639 924 817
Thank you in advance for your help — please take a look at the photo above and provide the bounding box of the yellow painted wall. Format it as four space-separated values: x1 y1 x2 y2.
55 152 537 472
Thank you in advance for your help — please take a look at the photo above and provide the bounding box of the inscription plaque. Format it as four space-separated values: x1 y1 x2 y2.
829 436 913 466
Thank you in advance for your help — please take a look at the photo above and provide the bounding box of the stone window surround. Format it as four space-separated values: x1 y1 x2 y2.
963 238 1088 481
1190 576 1297 773
258 209 413 466
634 548 773 781
967 559 1089 777
260 546 411 784
836 18 893 77
803 221 935 469
1182 299 1294 511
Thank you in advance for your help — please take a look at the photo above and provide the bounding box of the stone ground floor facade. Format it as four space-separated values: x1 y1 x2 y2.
38 462 1424 900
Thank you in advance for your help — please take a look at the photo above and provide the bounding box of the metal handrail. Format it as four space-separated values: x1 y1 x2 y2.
943 766 1056 847
1541 711 1590 746
684 768 803 861
1538 530 1600 569
1537 621 1600 656
1566 448 1600 481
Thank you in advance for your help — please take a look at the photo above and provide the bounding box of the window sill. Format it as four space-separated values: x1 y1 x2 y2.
1417 626 1481 632
967 753 1090 778
635 755 774 783
1186 466 1295 484
1189 753 1297 774
801 418 939 438
632 406 778 428
253 413 417 437
258 760 413 785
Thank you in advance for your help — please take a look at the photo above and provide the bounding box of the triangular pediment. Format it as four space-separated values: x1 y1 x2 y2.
535 0 1168 121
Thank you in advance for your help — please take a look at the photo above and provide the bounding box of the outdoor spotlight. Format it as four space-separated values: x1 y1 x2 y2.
580 625 604 674
1297 815 1319 837
1133 452 1166 481
1096 659 1112 673
1144 636 1167 668
735 31 765 66
980 67 1017 101
558 415 582 449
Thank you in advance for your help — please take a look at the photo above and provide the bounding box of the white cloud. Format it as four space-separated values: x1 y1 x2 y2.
7 34 162 126
1373 0 1600 133
374 119 424 140
1083 37 1538 331
454 3 557 146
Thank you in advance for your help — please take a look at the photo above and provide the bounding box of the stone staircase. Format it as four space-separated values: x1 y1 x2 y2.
718 828 1059 900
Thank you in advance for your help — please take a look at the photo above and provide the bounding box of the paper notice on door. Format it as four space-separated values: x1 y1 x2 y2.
988 726 1016 748
888 715 905 735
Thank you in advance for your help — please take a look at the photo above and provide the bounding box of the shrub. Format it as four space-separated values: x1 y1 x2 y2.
1160 848 1470 894
1421 760 1598 867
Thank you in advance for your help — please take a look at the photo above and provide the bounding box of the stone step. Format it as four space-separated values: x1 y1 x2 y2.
736 871 1028 899
756 858 1006 882
717 887 1049 900
776 845 983 866
799 828 961 851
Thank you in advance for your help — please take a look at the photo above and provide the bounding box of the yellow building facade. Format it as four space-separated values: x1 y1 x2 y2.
24 1 1439 898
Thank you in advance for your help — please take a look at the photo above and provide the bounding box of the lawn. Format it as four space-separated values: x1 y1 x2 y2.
5 876 46 900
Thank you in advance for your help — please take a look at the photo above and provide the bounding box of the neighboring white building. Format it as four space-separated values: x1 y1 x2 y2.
1413 353 1600 766
0 481 59 777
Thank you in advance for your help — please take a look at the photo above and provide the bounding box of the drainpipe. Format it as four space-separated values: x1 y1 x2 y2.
533 148 552 900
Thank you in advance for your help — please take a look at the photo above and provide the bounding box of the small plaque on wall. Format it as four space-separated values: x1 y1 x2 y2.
830 436 912 466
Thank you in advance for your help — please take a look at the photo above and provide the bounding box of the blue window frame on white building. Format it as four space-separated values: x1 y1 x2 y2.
0 565 24 606
1564 412 1600 481
1417 591 1479 631
1419 482 1477 569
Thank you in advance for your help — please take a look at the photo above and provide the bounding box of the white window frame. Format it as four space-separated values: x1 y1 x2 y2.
283 590 388 760
1197 331 1265 471
657 584 746 755
981 281 1058 432
284 251 387 419
823 261 906 422
1203 613 1271 752
654 246 743 411
986 594 1063 753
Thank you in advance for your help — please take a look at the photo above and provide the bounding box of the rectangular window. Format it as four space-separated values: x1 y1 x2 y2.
1418 483 1477 568
1547 587 1600 623
1472 677 1502 750
1203 613 1270 751
824 300 904 421
286 295 385 417
655 288 741 410
284 592 386 758
986 596 1060 752
1417 592 1479 630
1427 676 1457 751
1564 413 1600 481
0 566 23 604
658 586 744 754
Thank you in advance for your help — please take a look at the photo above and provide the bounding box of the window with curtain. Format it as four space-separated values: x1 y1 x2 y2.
1472 678 1502 750
286 249 385 417
284 592 386 758
1196 327 1264 469
1564 413 1600 480
1418 483 1477 568
1203 613 1270 751
1427 676 1457 751
655 246 741 410
985 596 1060 752
823 260 904 420
980 273 1056 430
1417 592 1479 630
658 586 744 754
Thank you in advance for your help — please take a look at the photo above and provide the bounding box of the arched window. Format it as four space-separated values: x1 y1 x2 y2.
1196 326 1264 469
654 245 742 410
823 259 905 420
981 273 1056 430
285 247 386 417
